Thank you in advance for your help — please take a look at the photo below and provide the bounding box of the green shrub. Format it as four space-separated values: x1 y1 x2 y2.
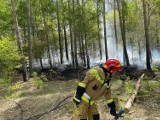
119 74 130 81
150 81 160 87
33 79 43 89
126 86 134 94
139 89 151 95
7 84 23 97
32 72 38 77
139 80 160 96
151 67 159 72
8 84 22 92
0 36 21 86
125 80 134 94
0 78 10 87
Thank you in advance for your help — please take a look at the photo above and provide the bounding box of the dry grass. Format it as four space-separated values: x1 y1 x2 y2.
0 76 160 120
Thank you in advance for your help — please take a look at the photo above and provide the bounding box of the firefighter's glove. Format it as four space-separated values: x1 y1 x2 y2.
114 109 124 120
108 101 117 116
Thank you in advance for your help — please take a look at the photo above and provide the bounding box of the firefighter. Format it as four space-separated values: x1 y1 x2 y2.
72 59 122 120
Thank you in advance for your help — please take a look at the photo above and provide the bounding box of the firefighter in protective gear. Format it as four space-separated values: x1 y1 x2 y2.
72 59 122 120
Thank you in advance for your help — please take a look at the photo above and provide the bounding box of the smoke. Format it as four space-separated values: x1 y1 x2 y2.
94 9 160 69
32 37 160 70
98 36 160 69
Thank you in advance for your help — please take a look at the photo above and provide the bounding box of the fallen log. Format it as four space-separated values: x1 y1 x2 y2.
124 74 145 113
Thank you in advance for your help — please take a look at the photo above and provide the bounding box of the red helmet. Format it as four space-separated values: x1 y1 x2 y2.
104 59 122 73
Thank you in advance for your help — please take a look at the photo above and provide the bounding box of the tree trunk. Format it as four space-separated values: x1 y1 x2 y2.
11 0 28 82
40 57 43 69
40 0 52 68
138 40 142 60
23 25 26 43
63 26 69 61
68 0 75 66
122 0 130 66
156 29 159 48
114 0 118 52
73 0 78 68
56 0 63 64
97 1 102 60
142 0 151 70
26 0 33 77
81 33 86 66
116 0 130 66
155 15 159 48
80 0 86 66
103 0 108 60
84 33 90 69
74 34 78 68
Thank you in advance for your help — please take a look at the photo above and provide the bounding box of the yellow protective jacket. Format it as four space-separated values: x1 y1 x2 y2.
72 67 114 120
74 67 113 106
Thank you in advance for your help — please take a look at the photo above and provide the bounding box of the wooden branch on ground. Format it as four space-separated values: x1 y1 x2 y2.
124 74 145 113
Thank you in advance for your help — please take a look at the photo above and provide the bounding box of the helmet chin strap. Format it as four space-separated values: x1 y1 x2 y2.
100 66 112 78
108 65 114 72
99 66 113 90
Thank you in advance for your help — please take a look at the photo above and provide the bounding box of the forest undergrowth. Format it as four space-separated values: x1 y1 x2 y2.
0 69 160 120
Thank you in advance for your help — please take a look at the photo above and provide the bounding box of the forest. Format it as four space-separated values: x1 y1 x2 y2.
0 0 160 120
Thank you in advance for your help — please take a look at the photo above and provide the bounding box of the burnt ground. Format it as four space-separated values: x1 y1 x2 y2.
118 66 157 79
38 67 87 81
38 65 159 82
